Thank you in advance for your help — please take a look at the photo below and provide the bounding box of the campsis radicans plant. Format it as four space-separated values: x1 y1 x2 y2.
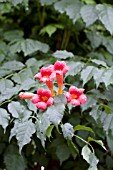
19 60 87 110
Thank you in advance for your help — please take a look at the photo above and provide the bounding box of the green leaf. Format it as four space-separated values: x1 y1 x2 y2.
0 41 8 62
0 108 10 132
9 120 19 141
74 125 94 134
40 0 58 5
81 0 96 4
8 102 24 119
102 38 113 55
66 61 84 76
10 0 28 6
11 0 22 6
10 39 49 56
88 137 106 150
46 103 65 126
54 0 74 13
54 0 81 19
11 67 35 84
80 5 98 27
107 134 113 155
88 167 98 170
0 86 19 103
53 50 74 59
89 105 100 121
81 66 96 85
46 125 54 139
61 123 74 140
16 120 35 152
0 3 12 13
92 59 107 67
4 30 24 41
2 60 25 71
86 31 102 49
21 39 49 55
66 1 82 23
36 114 51 147
93 68 105 88
102 113 113 134
56 144 71 164
0 79 13 93
19 78 36 90
4 153 26 170
54 94 67 105
102 68 113 87
40 25 57 37
25 99 37 113
82 145 99 168
81 96 97 112
67 139 79 157
96 4 113 35
8 101 32 120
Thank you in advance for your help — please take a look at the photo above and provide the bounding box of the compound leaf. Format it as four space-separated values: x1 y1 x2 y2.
81 66 96 85
81 5 98 27
96 4 113 35
0 108 10 132
16 120 36 152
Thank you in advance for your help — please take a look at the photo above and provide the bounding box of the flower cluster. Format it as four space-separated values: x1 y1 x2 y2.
19 60 87 110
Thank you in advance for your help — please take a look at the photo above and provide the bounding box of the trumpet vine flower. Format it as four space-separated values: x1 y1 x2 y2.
65 86 87 106
31 88 54 110
54 61 69 94
34 65 56 96
19 61 87 111
19 92 36 99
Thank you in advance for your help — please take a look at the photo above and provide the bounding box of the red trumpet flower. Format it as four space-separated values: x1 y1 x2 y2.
31 88 54 110
65 86 87 106
19 92 36 99
34 65 55 96
54 61 69 94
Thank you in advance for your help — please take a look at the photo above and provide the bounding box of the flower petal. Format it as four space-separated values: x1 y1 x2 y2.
78 94 87 104
65 92 71 102
34 73 41 79
31 95 40 104
42 89 52 98
37 88 44 95
63 66 69 74
46 97 54 106
36 102 47 110
70 99 80 106
54 60 69 75
69 86 85 96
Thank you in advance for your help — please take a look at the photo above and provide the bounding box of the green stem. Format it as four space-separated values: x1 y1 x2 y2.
63 83 72 86
74 134 95 154
38 5 46 27
75 33 89 53
30 116 38 121
61 29 70 50
0 95 17 107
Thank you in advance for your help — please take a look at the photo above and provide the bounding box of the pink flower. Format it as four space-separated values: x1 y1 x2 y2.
54 61 69 94
54 60 69 75
34 65 56 96
31 88 54 110
65 86 87 106
34 65 55 82
19 92 36 99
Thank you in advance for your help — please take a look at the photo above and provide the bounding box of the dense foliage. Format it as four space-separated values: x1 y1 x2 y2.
0 0 113 169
